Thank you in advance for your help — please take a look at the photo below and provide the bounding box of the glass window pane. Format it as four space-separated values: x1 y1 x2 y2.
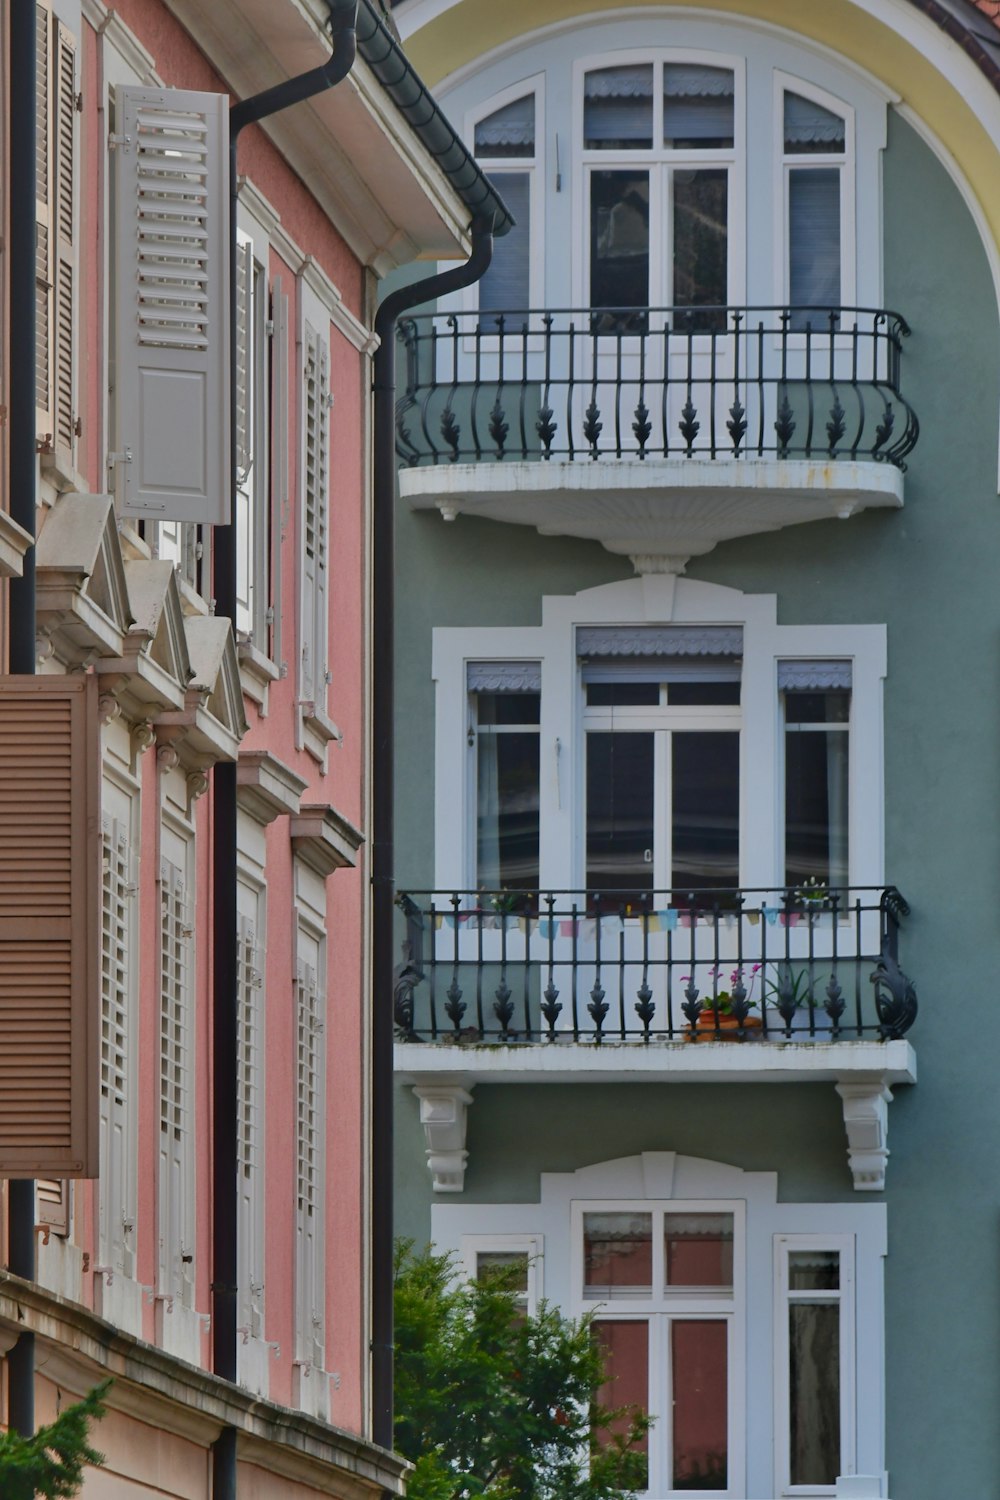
477 730 540 889
672 1321 728 1490
785 727 849 889
475 95 535 158
665 1214 734 1288
476 1250 530 1291
671 732 739 893
586 732 655 897
587 681 661 707
590 171 650 313
789 1249 840 1291
478 173 531 319
669 681 741 706
584 65 654 149
476 691 540 726
789 1302 841 1485
784 91 846 155
664 65 734 149
594 1320 649 1487
789 167 841 317
584 1212 653 1297
784 689 849 725
673 169 728 329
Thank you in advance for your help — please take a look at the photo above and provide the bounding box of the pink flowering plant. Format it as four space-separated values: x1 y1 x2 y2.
680 962 762 1016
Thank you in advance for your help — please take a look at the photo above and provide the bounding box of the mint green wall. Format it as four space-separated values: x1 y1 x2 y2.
393 110 1000 1495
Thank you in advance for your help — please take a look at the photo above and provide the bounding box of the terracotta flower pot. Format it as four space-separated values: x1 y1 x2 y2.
692 1011 763 1040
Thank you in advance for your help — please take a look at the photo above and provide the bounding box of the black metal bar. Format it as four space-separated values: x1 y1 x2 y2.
394 305 918 468
371 217 495 1449
7 0 38 1436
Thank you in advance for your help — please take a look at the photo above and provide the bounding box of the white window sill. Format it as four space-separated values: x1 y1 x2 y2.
238 638 280 711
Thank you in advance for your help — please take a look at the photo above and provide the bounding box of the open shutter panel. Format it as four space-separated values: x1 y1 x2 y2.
53 20 77 467
35 0 54 443
37 1178 70 1235
114 86 229 522
0 676 100 1177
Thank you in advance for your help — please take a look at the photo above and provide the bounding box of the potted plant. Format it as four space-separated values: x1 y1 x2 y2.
685 964 763 1038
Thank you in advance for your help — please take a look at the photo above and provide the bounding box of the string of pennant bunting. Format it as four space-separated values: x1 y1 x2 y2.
432 907 802 935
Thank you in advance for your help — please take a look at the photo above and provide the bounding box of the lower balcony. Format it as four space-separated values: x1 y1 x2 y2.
396 307 919 571
393 886 918 1192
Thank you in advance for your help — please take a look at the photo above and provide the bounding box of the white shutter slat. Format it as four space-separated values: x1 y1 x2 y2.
115 86 229 522
35 1 54 439
53 21 77 467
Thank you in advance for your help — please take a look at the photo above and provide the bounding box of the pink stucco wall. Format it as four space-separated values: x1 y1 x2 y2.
69 0 371 1435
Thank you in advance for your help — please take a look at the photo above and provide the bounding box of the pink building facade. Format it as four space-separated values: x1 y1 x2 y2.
0 0 487 1493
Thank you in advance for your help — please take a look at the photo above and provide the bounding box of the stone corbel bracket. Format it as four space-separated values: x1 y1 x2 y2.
836 1079 893 1191
413 1084 474 1193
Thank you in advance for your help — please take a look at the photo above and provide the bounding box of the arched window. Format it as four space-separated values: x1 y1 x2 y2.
470 82 542 318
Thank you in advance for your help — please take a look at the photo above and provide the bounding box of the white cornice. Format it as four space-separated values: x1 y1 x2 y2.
86 0 163 86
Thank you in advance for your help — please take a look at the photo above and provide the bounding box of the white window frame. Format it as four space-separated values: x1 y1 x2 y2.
773 1233 856 1498
432 576 885 896
572 48 746 314
774 72 857 319
466 673 542 890
430 1151 888 1500
235 204 272 649
464 75 546 327
461 1232 544 1315
571 1197 745 1500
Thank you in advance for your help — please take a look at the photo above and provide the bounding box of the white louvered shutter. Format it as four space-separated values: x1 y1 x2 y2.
53 20 77 469
100 806 136 1277
235 232 254 637
295 947 325 1367
301 327 329 704
35 0 54 443
236 894 265 1340
114 87 229 522
158 848 194 1304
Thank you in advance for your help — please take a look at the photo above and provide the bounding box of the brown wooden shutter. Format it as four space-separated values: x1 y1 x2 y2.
35 0 54 445
52 20 77 469
0 676 101 1177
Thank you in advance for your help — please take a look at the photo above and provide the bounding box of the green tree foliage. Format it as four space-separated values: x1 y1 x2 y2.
0 1380 110 1499
394 1242 650 1500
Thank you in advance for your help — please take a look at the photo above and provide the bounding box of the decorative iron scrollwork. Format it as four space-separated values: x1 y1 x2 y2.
870 944 918 1039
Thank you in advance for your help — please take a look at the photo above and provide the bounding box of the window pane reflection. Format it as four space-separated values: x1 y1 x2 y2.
584 1212 653 1297
672 1321 728 1490
665 1214 734 1288
593 1320 650 1488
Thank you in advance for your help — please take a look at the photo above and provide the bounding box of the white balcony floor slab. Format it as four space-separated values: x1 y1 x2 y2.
401 457 904 568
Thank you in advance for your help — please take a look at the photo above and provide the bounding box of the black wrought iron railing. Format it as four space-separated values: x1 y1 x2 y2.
394 887 917 1045
395 306 918 469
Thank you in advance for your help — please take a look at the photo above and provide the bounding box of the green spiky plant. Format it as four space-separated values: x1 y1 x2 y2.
0 1379 110 1499
394 1242 650 1500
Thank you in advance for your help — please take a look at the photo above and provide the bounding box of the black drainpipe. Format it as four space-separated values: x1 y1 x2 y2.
212 3 357 1489
6 0 38 1440
370 215 494 1451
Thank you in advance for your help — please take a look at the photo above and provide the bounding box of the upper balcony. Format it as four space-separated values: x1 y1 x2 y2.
394 885 918 1191
396 306 919 572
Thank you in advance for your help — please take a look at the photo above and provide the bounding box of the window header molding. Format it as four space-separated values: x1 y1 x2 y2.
778 658 852 690
467 660 542 692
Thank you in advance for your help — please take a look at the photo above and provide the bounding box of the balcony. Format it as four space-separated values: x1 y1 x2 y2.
396 307 919 571
394 887 918 1192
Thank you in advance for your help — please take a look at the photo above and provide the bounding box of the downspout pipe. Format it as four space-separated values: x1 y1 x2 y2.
370 214 495 1452
211 0 357 1417
6 0 38 1440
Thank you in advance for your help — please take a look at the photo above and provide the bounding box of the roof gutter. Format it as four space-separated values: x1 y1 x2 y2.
354 0 515 241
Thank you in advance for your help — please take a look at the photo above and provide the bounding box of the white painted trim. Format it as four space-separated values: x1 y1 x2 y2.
773 71 859 311
430 1151 888 1497
460 1232 544 1314
414 1085 475 1192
